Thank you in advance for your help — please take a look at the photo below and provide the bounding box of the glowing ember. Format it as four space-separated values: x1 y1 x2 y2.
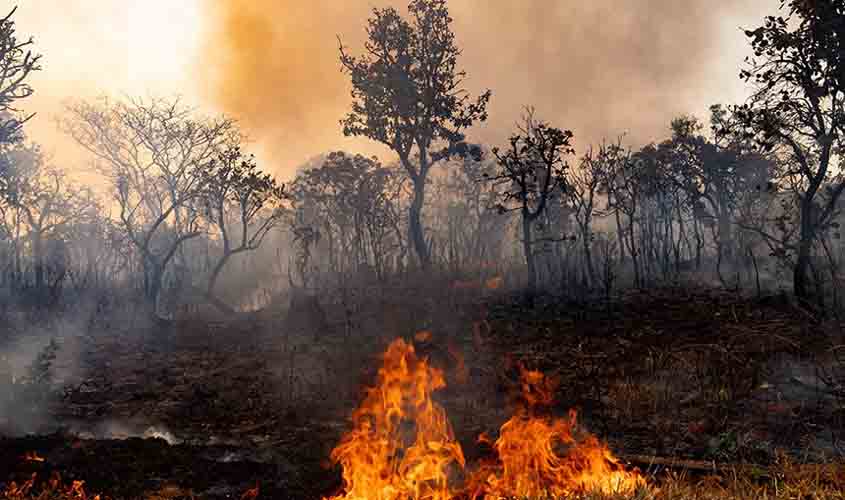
3 473 100 500
326 338 645 500
22 451 44 462
414 330 433 342
484 277 503 290
240 483 260 500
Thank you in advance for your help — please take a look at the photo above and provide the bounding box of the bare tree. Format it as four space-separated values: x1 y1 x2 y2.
201 146 287 312
567 144 610 286
489 108 575 296
339 0 491 269
0 142 96 298
0 7 41 145
60 96 236 312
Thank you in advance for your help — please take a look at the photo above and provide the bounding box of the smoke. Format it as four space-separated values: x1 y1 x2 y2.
201 0 766 176
0 309 88 435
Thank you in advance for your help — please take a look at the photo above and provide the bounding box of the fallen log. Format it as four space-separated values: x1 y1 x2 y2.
621 454 719 473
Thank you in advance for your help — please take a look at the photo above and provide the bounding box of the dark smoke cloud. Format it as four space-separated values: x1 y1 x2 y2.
200 0 766 176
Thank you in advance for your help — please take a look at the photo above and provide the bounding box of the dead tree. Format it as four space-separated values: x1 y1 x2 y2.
0 142 95 298
489 108 575 297
201 146 287 313
567 144 611 286
60 96 236 313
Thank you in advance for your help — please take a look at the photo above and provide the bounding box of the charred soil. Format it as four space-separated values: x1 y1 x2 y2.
2 287 845 498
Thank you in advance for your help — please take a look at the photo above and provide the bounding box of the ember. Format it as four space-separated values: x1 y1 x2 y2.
3 473 100 500
21 451 44 462
325 338 645 500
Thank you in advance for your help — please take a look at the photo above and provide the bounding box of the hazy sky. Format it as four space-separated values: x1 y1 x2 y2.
14 1 772 182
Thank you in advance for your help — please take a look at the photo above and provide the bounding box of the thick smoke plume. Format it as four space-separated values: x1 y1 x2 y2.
201 0 763 175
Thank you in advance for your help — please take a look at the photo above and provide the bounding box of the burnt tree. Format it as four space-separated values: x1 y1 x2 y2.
490 108 574 296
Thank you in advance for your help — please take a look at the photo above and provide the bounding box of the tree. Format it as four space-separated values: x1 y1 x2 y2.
0 142 96 298
432 148 504 274
339 0 491 269
60 96 237 312
290 151 404 281
201 146 287 312
567 143 614 286
601 147 645 287
735 0 845 302
489 108 575 296
666 108 773 280
0 7 41 145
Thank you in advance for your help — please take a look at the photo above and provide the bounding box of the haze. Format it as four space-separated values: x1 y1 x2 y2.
17 1 767 179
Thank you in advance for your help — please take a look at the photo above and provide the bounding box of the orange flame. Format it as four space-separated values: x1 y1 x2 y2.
466 365 645 498
414 330 433 342
326 338 645 500
22 451 45 462
484 277 503 290
2 472 100 500
467 409 644 498
240 482 260 500
325 338 465 500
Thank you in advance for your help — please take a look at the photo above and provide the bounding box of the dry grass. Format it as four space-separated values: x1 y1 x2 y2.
5 462 845 500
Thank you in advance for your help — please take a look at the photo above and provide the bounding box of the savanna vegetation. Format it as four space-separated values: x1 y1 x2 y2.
2 1 845 499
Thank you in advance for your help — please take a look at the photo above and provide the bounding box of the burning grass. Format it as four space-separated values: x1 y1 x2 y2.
324 338 645 500
4 289 845 499
3 472 101 500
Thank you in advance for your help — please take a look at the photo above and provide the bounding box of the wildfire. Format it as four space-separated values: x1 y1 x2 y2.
326 338 645 500
325 338 465 500
466 366 646 498
3 473 99 500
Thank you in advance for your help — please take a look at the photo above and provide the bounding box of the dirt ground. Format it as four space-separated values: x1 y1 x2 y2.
2 287 845 498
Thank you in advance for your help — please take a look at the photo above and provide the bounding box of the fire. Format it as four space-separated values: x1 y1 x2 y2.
484 277 503 290
466 367 645 498
324 338 466 500
3 473 100 500
22 451 45 462
326 339 645 500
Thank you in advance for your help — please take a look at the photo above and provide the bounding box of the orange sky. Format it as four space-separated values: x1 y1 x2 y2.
13 1 771 184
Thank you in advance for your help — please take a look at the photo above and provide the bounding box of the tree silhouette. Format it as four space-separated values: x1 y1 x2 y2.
489 108 574 296
201 146 287 313
61 96 237 313
0 7 41 146
735 0 845 302
339 0 491 269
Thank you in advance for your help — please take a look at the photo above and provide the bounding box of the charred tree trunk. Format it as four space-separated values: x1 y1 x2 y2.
794 198 815 302
206 252 238 315
522 209 537 300
581 221 596 286
627 215 640 288
717 208 733 263
32 229 44 296
408 178 431 270
615 209 626 263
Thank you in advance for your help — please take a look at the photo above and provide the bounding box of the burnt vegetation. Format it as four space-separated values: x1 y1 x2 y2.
2 1 845 499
